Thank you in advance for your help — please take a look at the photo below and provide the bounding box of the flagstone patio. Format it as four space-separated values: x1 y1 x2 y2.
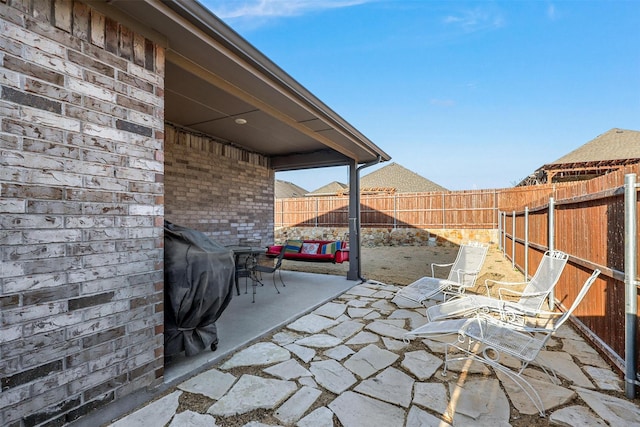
105 279 640 427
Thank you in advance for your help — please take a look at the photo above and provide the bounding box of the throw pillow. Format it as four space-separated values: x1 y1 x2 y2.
321 242 337 254
301 242 320 254
284 240 303 253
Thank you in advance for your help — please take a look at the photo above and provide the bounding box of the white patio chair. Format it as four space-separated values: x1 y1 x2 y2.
393 241 489 306
442 269 601 416
404 250 569 341
425 250 569 322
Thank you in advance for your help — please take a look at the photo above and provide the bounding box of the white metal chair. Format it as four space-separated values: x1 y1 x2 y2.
393 241 489 305
425 250 569 322
442 269 601 416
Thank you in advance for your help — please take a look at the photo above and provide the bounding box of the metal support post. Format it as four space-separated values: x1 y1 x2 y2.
624 174 638 399
549 197 556 309
512 210 516 269
524 207 529 280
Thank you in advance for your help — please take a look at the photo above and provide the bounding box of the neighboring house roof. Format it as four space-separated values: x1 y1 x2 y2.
307 181 349 196
517 128 640 186
360 162 448 193
550 128 640 164
275 180 308 198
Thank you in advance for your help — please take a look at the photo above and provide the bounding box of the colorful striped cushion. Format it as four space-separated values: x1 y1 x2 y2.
321 241 338 254
284 240 304 253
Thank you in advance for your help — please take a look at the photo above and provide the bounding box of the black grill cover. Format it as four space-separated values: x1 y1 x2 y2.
164 221 234 357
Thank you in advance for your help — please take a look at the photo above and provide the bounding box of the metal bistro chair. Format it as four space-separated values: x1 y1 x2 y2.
394 241 489 306
442 269 601 417
246 244 286 303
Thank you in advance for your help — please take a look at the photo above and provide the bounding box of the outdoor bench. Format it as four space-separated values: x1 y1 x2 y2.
266 239 349 263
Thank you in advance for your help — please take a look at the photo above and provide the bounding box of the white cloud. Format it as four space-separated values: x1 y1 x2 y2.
201 0 376 19
442 7 505 33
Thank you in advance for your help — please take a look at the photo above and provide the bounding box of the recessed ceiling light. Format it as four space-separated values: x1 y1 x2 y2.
234 118 247 125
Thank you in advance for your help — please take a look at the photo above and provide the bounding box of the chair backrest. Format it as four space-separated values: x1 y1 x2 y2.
448 241 489 287
273 241 288 269
552 269 601 332
517 250 569 310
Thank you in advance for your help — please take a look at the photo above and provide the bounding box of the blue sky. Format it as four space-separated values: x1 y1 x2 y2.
199 0 640 191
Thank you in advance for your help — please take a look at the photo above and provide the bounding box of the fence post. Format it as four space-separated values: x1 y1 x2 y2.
497 210 502 252
548 197 555 310
442 192 446 229
512 210 516 269
315 198 319 228
524 207 529 280
394 193 397 229
502 212 506 257
624 173 638 399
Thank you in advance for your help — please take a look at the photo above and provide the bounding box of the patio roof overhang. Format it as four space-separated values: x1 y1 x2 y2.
94 0 390 171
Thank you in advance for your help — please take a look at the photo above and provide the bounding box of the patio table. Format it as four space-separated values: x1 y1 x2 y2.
226 245 266 295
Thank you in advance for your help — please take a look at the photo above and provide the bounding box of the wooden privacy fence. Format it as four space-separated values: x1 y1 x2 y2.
499 163 640 384
276 189 506 229
274 185 578 229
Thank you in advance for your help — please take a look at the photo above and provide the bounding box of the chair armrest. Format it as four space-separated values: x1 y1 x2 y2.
498 288 548 300
430 262 453 277
484 279 528 296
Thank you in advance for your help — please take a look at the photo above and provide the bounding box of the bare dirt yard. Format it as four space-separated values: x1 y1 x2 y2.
281 244 525 290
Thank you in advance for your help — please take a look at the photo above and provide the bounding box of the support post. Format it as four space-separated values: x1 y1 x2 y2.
497 211 502 252
512 210 516 269
524 207 529 280
549 197 556 309
624 174 638 399
347 159 360 281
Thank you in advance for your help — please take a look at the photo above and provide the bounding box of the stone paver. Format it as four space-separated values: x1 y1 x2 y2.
449 378 510 425
207 375 297 416
296 406 334 427
167 410 217 427
329 391 405 427
294 333 343 348
109 279 640 427
495 369 575 415
582 365 623 391
283 342 316 363
274 386 322 424
178 369 236 399
313 301 347 318
412 382 449 415
548 405 607 426
220 342 290 369
263 358 311 380
286 313 337 333
406 405 452 426
323 344 354 361
401 349 443 380
309 359 357 394
354 366 414 407
575 387 640 426
109 390 182 427
327 319 364 339
343 343 399 379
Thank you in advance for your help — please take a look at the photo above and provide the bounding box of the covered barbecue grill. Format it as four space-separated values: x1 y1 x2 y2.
164 221 235 357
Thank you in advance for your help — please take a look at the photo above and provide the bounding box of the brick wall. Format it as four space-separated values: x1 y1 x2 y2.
0 1 165 425
164 123 275 247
